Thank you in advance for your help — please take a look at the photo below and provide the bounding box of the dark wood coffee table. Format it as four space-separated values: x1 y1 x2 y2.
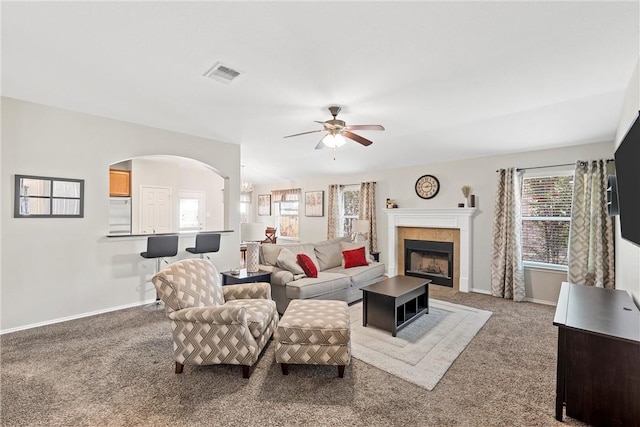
361 275 431 337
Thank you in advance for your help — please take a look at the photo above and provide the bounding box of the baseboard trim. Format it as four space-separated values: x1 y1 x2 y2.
471 287 556 306
470 288 491 295
0 299 156 335
524 296 557 306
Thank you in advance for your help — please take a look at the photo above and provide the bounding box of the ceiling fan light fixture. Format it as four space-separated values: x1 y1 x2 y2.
322 133 347 148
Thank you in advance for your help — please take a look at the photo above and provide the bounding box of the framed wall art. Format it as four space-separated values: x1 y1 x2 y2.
305 190 324 217
258 194 271 216
14 174 85 218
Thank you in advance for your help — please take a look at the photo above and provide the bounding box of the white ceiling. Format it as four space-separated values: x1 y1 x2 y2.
2 1 638 184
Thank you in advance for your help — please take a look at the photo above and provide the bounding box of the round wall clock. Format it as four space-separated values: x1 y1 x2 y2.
415 174 440 199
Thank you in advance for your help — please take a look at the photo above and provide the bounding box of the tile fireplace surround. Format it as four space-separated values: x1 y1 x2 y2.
384 208 477 292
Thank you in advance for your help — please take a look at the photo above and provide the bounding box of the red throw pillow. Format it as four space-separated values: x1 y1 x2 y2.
296 253 318 278
343 247 368 268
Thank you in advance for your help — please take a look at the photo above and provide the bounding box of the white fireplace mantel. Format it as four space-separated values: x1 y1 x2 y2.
384 208 477 292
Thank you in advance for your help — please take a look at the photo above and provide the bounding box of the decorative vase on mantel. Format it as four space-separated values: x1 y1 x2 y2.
468 194 476 208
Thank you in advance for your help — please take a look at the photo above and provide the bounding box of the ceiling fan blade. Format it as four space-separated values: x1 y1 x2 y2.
345 124 385 131
283 129 324 138
343 131 373 146
316 120 337 130
315 138 326 150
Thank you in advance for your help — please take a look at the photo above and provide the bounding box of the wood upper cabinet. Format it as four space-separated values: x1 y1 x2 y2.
109 169 131 197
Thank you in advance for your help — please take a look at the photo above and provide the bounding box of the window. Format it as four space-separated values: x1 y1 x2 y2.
178 191 204 231
239 192 251 224
340 185 360 237
272 189 301 239
179 199 199 229
521 173 574 268
15 175 84 218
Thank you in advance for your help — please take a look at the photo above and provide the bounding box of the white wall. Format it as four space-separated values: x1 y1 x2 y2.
129 156 225 233
1 98 242 332
252 141 614 304
614 59 640 306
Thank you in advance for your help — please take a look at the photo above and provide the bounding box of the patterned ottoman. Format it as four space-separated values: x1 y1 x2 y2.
275 299 351 378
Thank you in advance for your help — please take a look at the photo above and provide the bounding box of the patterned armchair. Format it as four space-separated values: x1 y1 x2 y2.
152 258 278 378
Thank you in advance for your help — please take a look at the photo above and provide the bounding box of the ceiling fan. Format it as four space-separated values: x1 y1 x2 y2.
284 106 385 150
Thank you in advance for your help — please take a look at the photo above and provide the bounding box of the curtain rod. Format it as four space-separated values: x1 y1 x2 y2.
334 182 377 187
496 159 614 173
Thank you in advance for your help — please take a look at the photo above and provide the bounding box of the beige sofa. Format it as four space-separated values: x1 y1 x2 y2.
258 236 385 313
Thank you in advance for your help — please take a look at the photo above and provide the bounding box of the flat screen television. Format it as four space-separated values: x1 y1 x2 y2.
614 111 640 247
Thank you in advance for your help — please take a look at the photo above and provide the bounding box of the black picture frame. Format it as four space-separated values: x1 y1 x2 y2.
14 174 85 218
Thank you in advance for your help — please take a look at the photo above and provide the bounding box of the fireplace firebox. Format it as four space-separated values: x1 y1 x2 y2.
404 239 454 287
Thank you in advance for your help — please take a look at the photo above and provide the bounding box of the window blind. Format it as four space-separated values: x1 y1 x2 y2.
521 175 574 266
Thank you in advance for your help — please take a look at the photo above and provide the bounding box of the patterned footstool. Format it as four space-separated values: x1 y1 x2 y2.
275 299 351 378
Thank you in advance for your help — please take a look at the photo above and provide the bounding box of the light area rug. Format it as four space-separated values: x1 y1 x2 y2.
349 299 492 390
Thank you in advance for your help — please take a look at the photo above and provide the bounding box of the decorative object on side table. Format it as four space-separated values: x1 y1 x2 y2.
352 219 370 243
241 222 265 273
415 175 440 199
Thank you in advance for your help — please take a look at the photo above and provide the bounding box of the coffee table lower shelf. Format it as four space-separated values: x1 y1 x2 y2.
361 276 431 337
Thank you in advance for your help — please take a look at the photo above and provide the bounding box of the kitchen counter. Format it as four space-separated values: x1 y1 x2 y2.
106 230 234 239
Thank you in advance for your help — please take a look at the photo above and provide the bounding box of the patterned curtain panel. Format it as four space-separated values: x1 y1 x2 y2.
568 160 615 288
491 168 525 301
271 188 301 202
326 184 341 239
359 182 378 252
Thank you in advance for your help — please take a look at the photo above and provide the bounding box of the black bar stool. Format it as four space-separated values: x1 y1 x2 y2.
140 234 179 304
186 232 221 259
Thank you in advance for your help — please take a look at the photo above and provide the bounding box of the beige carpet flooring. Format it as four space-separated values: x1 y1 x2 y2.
0 286 589 426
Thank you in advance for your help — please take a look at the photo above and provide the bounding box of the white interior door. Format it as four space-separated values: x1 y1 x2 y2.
140 186 171 234
178 190 205 231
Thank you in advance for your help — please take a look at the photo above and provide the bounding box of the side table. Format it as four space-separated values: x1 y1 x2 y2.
221 269 271 286
371 251 380 262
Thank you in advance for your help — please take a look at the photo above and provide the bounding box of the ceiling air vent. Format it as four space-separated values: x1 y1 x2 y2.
203 62 242 84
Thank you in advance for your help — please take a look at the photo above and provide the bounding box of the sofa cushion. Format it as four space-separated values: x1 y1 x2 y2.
314 236 350 271
260 244 283 266
260 244 282 266
284 272 351 300
297 253 318 278
326 262 386 286
261 243 320 269
269 268 295 286
276 248 305 275
340 240 372 263
343 246 369 268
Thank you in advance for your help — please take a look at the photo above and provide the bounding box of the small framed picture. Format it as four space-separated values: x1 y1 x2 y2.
258 194 271 216
305 191 324 217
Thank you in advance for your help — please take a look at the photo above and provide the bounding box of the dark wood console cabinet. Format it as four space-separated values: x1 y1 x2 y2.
553 283 640 427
